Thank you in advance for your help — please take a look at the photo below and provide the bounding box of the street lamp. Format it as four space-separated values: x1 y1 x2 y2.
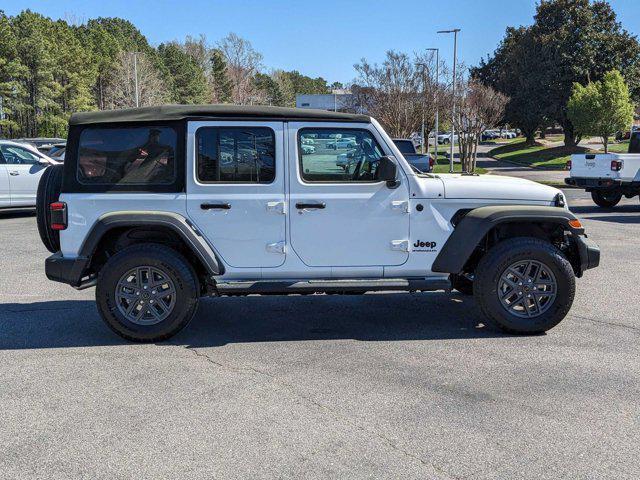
425 48 439 162
438 28 460 173
131 52 141 108
415 62 428 154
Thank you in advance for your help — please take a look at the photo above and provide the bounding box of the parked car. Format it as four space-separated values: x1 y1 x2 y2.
482 130 500 141
301 144 316 154
392 138 434 173
328 138 357 149
38 105 599 342
437 133 459 145
0 140 59 209
501 130 517 139
13 137 66 154
565 131 640 207
47 142 66 161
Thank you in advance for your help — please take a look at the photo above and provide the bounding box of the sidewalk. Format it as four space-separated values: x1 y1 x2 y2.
475 147 568 187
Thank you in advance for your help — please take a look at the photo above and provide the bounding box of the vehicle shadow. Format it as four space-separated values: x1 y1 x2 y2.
0 293 510 350
570 204 640 215
581 215 640 224
0 208 36 219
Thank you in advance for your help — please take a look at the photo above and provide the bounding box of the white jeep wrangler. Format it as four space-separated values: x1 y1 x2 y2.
37 105 600 342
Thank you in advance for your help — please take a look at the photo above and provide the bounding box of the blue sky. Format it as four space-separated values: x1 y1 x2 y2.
5 0 640 84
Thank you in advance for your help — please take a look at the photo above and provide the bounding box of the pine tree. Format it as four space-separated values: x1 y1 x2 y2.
158 42 208 104
210 48 232 103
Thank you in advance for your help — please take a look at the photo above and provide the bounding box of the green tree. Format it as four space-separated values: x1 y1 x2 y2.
473 0 640 147
209 48 232 103
473 27 549 145
0 11 27 137
252 73 284 106
568 70 635 153
158 42 208 104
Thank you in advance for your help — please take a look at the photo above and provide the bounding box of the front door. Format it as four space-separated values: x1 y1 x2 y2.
288 123 410 267
186 121 286 268
0 144 48 206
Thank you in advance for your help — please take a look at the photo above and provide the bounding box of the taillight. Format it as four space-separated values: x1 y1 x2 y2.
429 156 435 169
611 160 623 171
566 160 572 170
50 202 67 230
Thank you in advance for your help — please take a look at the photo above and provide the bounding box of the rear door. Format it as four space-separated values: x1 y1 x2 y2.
186 121 286 268
0 144 48 206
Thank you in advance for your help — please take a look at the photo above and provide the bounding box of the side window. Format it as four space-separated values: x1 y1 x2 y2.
298 128 384 183
77 126 177 185
196 127 275 183
0 145 40 165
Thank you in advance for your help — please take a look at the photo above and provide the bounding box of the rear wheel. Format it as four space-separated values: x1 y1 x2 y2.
96 244 199 342
36 164 63 253
591 190 622 208
474 237 575 334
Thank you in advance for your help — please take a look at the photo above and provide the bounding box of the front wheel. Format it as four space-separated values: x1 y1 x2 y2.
591 190 622 208
474 237 575 334
96 244 200 342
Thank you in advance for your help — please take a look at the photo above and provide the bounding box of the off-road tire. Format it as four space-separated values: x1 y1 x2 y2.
450 274 474 295
36 164 64 253
473 237 575 334
96 244 199 342
591 190 622 208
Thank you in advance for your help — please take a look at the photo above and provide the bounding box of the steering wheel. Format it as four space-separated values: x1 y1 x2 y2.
351 140 377 180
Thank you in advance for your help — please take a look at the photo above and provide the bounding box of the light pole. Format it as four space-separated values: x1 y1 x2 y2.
438 29 460 173
132 52 140 108
416 62 428 154
425 48 439 162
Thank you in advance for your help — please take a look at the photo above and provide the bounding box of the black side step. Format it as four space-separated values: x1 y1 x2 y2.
215 278 451 296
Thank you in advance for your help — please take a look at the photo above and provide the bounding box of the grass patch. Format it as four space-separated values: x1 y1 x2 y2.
432 154 487 174
488 140 592 169
606 141 630 153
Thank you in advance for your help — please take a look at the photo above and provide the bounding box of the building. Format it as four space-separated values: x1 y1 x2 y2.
296 90 355 112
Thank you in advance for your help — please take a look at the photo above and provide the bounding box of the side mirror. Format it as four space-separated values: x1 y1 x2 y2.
377 156 399 188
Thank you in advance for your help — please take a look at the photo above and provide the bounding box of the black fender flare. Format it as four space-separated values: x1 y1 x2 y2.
431 206 584 274
79 211 224 276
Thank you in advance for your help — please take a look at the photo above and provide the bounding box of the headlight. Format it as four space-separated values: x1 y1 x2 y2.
554 192 567 208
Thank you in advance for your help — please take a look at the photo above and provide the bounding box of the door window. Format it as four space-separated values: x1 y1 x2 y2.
196 127 275 183
298 128 384 182
0 145 40 165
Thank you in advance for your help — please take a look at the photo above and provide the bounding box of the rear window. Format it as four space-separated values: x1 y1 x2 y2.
393 140 415 155
77 126 177 185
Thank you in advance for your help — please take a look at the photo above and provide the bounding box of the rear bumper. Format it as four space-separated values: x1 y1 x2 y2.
573 234 600 275
45 252 95 289
564 177 622 189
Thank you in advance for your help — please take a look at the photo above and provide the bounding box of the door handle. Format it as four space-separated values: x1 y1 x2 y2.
201 202 231 210
295 202 325 209
9 171 19 176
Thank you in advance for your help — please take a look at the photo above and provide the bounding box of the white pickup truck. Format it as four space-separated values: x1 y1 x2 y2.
565 133 640 207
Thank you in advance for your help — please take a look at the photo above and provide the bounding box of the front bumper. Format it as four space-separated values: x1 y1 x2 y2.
45 252 95 289
573 234 600 275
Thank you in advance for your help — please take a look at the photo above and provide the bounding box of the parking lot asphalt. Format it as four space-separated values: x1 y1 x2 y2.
1 190 638 479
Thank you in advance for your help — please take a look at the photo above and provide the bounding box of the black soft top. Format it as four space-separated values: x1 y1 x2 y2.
69 104 371 126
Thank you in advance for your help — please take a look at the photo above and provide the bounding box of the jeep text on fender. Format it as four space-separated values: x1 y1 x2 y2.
37 105 600 342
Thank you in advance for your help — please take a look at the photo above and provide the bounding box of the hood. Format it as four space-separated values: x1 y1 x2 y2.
436 174 561 202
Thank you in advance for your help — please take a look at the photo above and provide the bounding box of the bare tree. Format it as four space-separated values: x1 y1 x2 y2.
453 78 509 172
104 51 168 109
351 50 444 140
216 33 263 105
